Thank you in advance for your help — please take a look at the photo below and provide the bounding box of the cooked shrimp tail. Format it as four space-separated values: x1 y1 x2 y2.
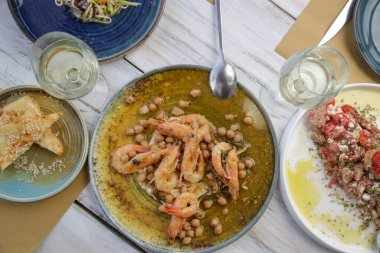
167 216 185 244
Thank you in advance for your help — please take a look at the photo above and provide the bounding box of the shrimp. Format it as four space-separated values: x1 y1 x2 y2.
166 215 185 244
155 143 180 193
113 146 164 174
179 114 207 126
211 142 232 182
180 131 199 180
163 192 200 218
148 118 193 139
226 149 239 200
111 144 150 173
183 151 205 183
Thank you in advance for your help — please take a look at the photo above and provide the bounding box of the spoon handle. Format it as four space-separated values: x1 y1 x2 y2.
215 0 224 60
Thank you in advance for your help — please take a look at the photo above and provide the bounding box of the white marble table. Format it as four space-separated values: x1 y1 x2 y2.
0 0 335 252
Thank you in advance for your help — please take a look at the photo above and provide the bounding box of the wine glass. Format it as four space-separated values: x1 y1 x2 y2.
260 45 349 118
31 32 108 109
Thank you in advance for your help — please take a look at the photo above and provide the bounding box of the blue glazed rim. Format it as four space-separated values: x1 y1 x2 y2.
354 0 380 76
6 0 166 62
0 85 89 202
88 64 279 253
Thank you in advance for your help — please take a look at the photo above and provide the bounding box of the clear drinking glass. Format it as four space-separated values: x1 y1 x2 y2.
261 45 349 118
31 32 108 103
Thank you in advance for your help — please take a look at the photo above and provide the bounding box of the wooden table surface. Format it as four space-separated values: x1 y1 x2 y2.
0 0 335 252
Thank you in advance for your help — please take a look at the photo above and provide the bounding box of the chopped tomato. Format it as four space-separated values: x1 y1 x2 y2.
331 113 349 128
341 104 359 117
359 130 372 146
327 177 336 188
321 143 340 165
322 122 346 139
372 151 380 175
326 99 336 108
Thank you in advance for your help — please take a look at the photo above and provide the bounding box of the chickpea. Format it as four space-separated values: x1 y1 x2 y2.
238 161 246 171
139 119 149 127
190 89 201 98
137 171 146 182
146 173 154 181
245 159 255 169
182 237 192 245
165 194 174 204
186 230 195 238
134 125 144 134
190 219 201 227
226 130 235 139
141 141 149 147
217 196 227 206
125 128 135 136
210 181 219 193
243 116 253 125
155 134 165 143
194 211 205 219
195 226 204 237
238 169 247 179
146 165 154 173
209 217 219 228
153 96 164 106
135 134 145 143
222 208 229 216
128 150 136 158
125 95 135 104
203 199 213 209
166 136 174 143
217 127 226 137
187 185 196 193
234 133 243 143
206 172 215 180
139 105 149 115
183 221 191 231
171 106 184 116
225 114 236 120
230 123 240 131
148 103 157 112
156 111 166 120
120 155 129 163
214 225 223 235
181 185 188 193
178 100 189 109
202 150 210 159
158 141 166 149
179 230 186 239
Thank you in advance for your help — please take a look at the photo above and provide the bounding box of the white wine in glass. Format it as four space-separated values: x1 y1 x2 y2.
31 32 105 101
279 46 348 109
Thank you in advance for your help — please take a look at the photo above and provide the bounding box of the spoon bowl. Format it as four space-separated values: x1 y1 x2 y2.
210 60 237 99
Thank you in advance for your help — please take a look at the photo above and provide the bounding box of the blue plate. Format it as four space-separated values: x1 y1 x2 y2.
7 0 165 61
354 0 380 75
0 86 89 202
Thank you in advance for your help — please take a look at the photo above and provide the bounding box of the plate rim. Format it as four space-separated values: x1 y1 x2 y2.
6 0 166 62
279 83 380 253
0 85 89 202
353 0 380 76
88 64 280 253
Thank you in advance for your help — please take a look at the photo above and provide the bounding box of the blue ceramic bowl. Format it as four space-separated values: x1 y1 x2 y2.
354 0 380 75
7 0 165 61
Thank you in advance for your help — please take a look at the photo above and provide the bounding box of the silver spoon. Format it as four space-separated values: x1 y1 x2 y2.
209 0 237 99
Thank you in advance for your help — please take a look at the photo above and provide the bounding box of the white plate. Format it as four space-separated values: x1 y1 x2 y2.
280 83 380 253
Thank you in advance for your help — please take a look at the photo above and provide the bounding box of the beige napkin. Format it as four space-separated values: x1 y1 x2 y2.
276 0 380 84
0 168 88 253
